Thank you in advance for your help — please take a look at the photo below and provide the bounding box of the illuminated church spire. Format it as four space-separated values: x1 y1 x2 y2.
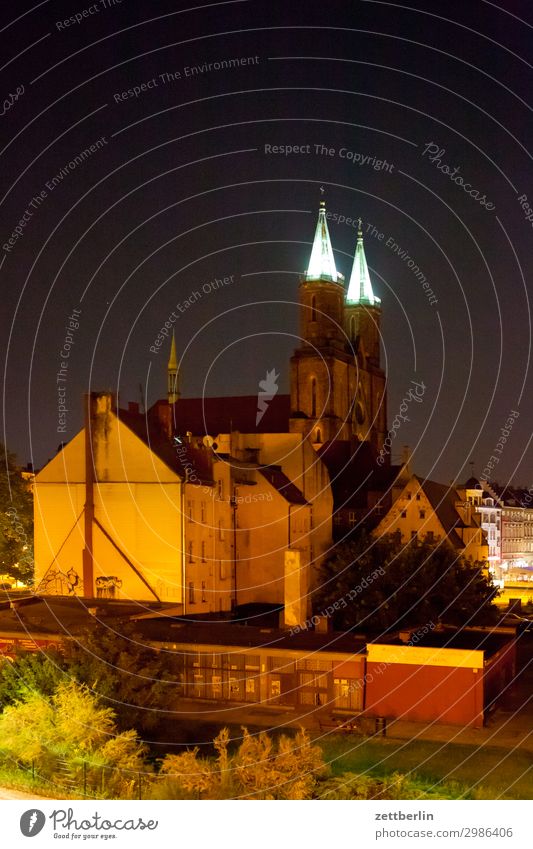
346 220 380 306
305 200 338 282
167 331 179 404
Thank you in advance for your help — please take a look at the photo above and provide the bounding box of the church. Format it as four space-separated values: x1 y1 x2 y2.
33 201 486 621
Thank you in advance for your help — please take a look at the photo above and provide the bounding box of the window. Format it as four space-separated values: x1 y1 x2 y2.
218 520 225 541
219 561 227 580
201 541 206 562
348 511 356 525
188 582 195 604
411 530 417 539
188 541 194 562
419 509 426 519
311 378 317 417
201 581 206 602
200 501 206 523
187 500 193 521
217 479 223 500
401 511 407 518
426 530 434 542
315 428 322 443
407 492 412 500
416 493 421 501
334 514 342 525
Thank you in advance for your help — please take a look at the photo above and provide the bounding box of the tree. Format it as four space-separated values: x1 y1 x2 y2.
0 649 67 710
0 680 148 798
65 622 178 733
154 726 326 800
313 532 498 634
0 442 33 584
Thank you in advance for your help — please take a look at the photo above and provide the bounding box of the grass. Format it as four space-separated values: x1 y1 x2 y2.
317 734 532 799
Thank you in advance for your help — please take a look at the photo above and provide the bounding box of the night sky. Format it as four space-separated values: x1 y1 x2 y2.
1 0 531 486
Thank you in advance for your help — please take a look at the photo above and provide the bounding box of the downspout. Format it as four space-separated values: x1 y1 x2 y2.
232 486 238 609
181 476 187 614
83 394 94 597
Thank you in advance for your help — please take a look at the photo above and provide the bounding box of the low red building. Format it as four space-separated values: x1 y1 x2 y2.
365 627 516 727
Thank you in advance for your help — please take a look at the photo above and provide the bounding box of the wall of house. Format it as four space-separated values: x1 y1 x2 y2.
232 432 334 590
364 644 485 726
34 410 184 602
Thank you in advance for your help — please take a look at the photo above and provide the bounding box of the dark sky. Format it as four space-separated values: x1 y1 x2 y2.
1 0 531 486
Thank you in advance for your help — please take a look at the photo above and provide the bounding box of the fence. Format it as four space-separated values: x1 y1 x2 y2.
0 750 151 799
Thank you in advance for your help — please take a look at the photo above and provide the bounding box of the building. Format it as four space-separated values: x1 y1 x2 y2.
374 474 489 562
33 201 491 617
36 201 388 615
0 597 517 728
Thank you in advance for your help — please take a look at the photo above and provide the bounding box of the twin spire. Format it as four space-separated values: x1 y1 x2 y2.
305 200 339 283
306 202 380 307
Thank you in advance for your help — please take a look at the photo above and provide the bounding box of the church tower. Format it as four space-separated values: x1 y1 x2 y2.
289 203 387 453
167 331 179 404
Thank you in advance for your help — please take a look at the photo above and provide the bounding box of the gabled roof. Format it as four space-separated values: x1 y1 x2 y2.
415 476 466 549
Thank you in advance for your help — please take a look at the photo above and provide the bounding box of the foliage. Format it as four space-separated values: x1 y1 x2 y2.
314 531 498 633
0 649 67 710
0 442 33 583
153 726 327 799
0 680 148 798
64 622 178 732
315 771 472 800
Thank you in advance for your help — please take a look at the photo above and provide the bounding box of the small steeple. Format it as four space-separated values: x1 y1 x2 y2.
167 331 179 404
346 219 380 306
305 201 339 282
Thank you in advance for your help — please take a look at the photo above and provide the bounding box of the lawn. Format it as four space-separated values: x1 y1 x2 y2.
317 734 532 799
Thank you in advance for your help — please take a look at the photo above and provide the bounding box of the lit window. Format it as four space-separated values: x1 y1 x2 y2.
348 511 356 525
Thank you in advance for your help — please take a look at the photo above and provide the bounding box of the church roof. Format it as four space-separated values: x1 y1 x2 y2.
151 394 291 436
318 440 401 510
305 201 339 282
346 220 380 306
